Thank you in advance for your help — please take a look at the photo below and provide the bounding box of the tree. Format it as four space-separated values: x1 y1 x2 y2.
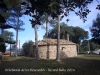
22 0 100 61
40 13 49 38
0 0 14 53
5 0 25 57
2 30 14 56
90 13 100 45
70 26 88 44
46 0 96 60
21 0 49 60
47 22 88 43
22 40 34 57
0 30 14 42
46 22 73 39
0 29 15 53
41 13 58 38
72 27 88 54
47 22 88 53
45 13 49 38
0 0 7 24
80 39 100 52
80 40 88 52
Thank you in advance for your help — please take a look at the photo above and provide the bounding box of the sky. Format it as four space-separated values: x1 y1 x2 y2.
6 0 100 49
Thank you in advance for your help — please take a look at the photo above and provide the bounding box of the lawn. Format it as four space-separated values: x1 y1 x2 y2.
0 54 100 75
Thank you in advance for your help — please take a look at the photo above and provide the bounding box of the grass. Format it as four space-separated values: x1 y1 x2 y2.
0 54 100 75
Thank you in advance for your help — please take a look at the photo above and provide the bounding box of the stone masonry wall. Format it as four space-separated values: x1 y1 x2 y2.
38 44 77 59
60 45 77 58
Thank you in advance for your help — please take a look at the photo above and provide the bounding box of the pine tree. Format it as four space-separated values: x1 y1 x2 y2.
90 13 100 45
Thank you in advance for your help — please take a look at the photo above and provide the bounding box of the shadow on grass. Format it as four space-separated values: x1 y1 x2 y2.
0 55 100 75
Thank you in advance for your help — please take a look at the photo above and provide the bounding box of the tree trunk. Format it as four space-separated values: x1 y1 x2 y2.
19 40 20 54
77 44 80 53
15 30 18 57
88 40 90 52
10 37 11 56
46 13 49 59
34 25 39 60
10 44 11 56
34 9 39 60
15 7 20 57
1 29 4 40
46 13 48 38
56 15 60 62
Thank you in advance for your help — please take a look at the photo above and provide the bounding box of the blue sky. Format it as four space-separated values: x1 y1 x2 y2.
6 0 100 49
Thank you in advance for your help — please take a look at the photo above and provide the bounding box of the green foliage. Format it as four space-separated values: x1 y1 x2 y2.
80 40 88 52
22 40 34 57
0 30 14 41
0 30 14 53
4 0 22 9
2 0 25 31
80 40 100 52
90 13 100 45
46 22 88 44
0 36 5 53
22 0 99 61
0 0 7 23
22 0 95 25
1 0 22 21
0 43 6 53
71 26 88 44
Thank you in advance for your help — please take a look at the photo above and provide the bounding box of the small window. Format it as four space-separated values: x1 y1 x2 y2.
61 47 66 50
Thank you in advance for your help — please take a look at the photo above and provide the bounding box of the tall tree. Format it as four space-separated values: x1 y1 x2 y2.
41 13 58 38
5 0 25 57
56 15 60 61
41 13 49 38
0 0 10 53
90 13 100 45
42 0 94 61
21 0 50 60
45 13 49 38
0 0 7 24
22 0 100 61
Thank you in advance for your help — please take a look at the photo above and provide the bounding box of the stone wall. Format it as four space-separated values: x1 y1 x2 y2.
60 45 77 58
37 44 77 59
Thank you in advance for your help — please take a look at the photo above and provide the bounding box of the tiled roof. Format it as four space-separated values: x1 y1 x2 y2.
33 38 76 46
